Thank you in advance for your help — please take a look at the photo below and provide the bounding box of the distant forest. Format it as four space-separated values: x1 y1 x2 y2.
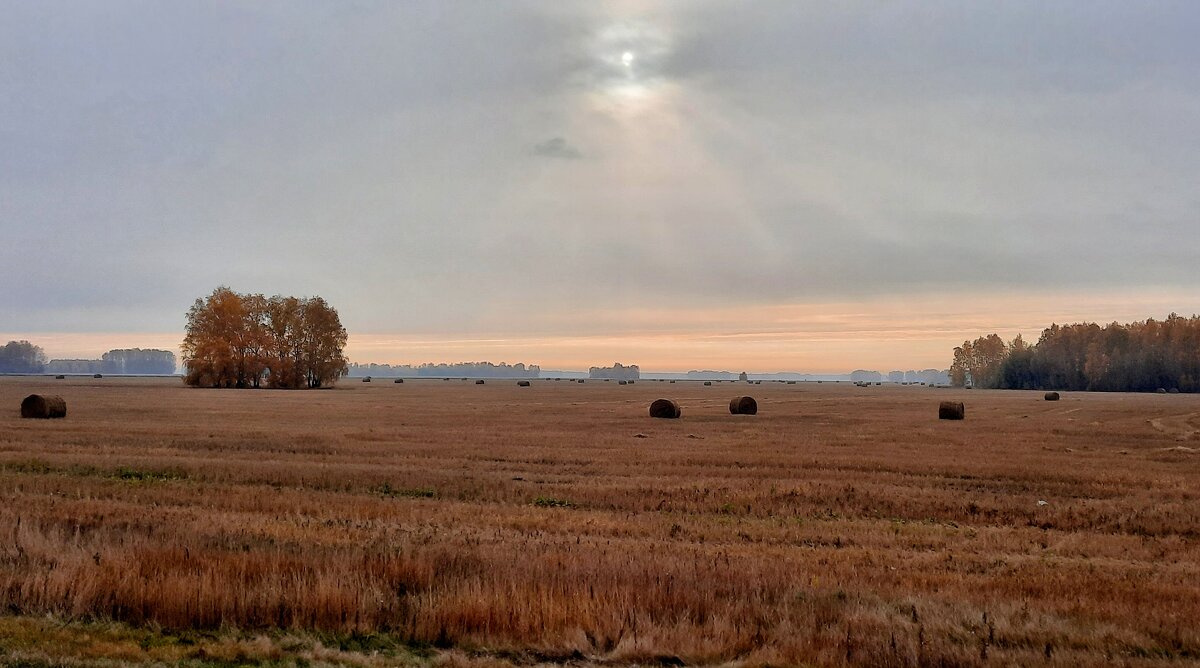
951 313 1200 392
589 363 639 380
0 341 176 375
346 362 541 378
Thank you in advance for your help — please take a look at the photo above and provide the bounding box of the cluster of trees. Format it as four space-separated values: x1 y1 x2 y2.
182 287 348 389
850 370 883 383
590 362 640 380
0 341 47 373
886 369 951 385
685 370 739 380
345 361 542 378
951 314 1200 392
103 349 177 374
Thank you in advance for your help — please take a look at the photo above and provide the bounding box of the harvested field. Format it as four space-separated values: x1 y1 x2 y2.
1 376 1198 666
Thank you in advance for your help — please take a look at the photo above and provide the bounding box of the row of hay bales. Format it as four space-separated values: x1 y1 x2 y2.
358 378 1184 394
650 396 759 419
651 395 1063 421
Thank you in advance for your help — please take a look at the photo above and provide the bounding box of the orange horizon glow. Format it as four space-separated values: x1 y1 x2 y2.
5 288 1198 374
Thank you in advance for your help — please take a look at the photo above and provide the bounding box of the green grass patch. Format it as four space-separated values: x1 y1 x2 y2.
111 467 188 483
531 496 575 508
372 483 437 499
0 460 187 483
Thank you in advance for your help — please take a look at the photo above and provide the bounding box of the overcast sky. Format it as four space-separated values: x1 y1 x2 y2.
2 1 1198 371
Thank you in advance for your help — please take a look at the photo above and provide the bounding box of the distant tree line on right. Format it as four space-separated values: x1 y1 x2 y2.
951 313 1200 392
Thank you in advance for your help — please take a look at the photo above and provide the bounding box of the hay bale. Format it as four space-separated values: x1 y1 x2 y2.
55 375 65 380
1044 392 1060 401
703 381 712 386
93 374 103 379
649 398 681 419
21 394 66 419
517 380 531 387
729 396 758 415
669 380 676 383
618 380 628 385
394 379 404 384
1169 388 1180 394
939 401 965 420
1157 388 1168 394
476 379 485 385
362 377 372 382
628 380 636 385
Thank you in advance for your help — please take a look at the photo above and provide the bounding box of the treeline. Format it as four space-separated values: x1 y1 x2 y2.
886 369 950 385
590 362 640 380
182 287 348 389
46 349 177 375
951 313 1200 392
346 362 542 378
1 341 176 375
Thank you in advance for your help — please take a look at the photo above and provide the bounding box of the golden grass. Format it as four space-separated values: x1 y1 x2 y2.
1 377 1198 666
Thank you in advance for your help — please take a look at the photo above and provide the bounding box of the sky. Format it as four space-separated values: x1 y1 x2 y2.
2 1 1199 372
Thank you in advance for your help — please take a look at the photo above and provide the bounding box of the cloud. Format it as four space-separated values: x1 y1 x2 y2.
531 137 583 160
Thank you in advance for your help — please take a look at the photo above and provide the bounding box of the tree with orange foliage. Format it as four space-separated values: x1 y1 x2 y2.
182 288 348 389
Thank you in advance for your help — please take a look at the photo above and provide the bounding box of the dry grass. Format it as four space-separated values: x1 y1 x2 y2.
1 377 1198 666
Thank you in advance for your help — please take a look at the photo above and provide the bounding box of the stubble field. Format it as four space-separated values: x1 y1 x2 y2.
0 376 1198 667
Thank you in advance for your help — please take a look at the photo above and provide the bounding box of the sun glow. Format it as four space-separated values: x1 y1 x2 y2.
584 21 671 112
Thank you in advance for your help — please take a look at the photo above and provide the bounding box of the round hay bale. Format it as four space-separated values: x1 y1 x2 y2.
628 380 636 385
475 379 485 385
939 401 965 420
649 398 681 419
394 378 404 384
93 374 103 379
669 380 676 383
1169 388 1180 394
517 380 531 387
55 375 66 380
1157 388 1168 394
729 396 758 415
21 394 66 419
703 381 712 386
1044 392 1060 401
618 380 628 386
362 377 372 382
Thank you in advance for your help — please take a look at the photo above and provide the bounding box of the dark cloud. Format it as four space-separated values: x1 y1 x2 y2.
531 137 583 160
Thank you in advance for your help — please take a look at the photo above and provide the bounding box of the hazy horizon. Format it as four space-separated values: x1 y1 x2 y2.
4 2 1198 372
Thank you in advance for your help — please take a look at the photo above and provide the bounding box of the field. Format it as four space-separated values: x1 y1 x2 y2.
1 377 1198 667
